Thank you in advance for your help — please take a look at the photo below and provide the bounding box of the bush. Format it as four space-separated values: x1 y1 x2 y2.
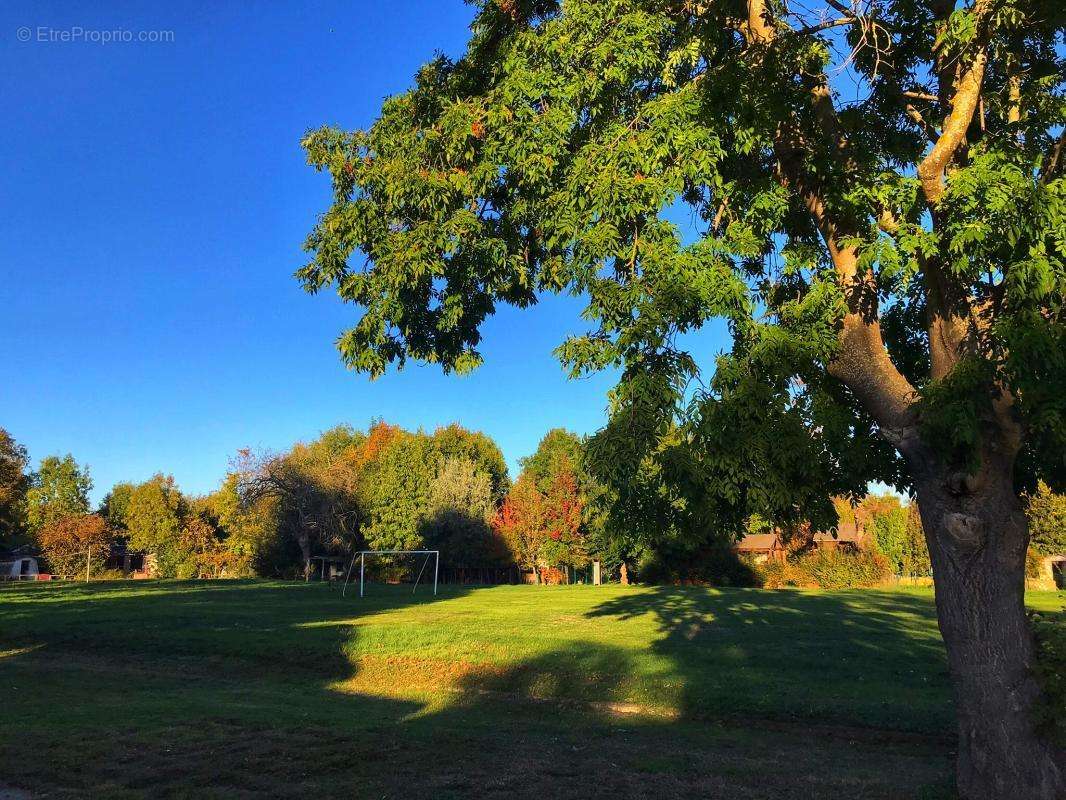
751 558 796 589
1026 550 1045 580
792 549 890 589
640 543 759 587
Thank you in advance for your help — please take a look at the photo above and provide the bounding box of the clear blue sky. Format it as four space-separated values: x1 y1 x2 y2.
1 1 731 504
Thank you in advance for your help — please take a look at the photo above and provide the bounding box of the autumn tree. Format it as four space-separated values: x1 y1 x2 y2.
520 429 585 495
539 467 586 573
26 454 91 532
301 1 1066 792
0 429 30 546
494 475 546 582
203 474 279 575
521 429 608 571
178 503 237 579
37 514 113 579
1027 480 1066 557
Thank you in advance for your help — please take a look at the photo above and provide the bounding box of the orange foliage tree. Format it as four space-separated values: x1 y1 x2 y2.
37 514 113 578
493 476 545 582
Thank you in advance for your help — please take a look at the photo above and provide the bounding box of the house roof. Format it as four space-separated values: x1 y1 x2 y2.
813 521 865 543
0 545 40 559
736 521 866 552
735 533 780 551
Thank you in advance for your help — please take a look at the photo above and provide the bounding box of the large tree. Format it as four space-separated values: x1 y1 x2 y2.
300 2 1064 792
0 429 30 546
26 454 92 533
125 474 187 576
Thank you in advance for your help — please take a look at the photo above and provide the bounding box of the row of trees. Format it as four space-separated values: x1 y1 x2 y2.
236 423 608 581
0 431 262 579
2 425 1060 583
0 423 606 581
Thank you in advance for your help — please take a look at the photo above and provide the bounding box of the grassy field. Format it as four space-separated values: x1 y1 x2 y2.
1 581 1062 799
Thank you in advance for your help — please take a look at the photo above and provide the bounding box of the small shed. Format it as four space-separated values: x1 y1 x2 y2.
0 555 39 580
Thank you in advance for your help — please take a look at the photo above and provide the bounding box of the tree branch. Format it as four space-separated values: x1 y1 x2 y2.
902 90 940 103
790 17 857 36
1039 131 1066 184
917 51 988 205
906 104 942 145
743 0 919 438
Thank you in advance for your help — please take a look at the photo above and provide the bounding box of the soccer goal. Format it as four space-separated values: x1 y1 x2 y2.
341 550 440 598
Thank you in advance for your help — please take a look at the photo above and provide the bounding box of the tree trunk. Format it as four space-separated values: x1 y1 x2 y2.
619 561 630 586
912 453 1065 799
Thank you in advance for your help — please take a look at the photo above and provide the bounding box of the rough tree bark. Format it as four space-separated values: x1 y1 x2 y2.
908 435 1066 799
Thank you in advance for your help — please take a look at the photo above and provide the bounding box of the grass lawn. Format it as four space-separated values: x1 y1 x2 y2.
1 581 1062 799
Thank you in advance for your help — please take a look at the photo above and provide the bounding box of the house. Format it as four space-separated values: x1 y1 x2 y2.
103 541 155 579
734 533 788 563
812 520 868 552
0 546 42 580
734 521 868 562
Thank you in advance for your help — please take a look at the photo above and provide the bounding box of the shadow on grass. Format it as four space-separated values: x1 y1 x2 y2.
583 585 952 733
0 580 956 799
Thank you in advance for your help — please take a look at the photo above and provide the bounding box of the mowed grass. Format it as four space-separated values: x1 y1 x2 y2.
1 581 1062 799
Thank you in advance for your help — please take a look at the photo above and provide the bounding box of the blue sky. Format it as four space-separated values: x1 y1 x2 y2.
0 1 733 503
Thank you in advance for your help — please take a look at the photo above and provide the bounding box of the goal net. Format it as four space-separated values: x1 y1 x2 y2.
341 550 440 598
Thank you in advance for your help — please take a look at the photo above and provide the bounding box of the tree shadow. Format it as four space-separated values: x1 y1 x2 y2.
583 585 953 734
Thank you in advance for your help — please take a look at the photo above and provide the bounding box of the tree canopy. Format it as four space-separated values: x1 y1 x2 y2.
0 428 29 545
301 0 1063 531
36 514 113 579
26 454 92 533
1027 480 1066 556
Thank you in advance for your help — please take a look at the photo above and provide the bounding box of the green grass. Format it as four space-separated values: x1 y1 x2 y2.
1 580 1062 799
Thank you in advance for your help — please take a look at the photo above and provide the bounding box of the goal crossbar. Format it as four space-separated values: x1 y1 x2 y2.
342 550 439 598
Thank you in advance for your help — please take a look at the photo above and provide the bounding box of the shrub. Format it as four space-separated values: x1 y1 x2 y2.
93 568 127 581
641 543 760 587
1026 550 1046 580
793 549 890 589
752 558 796 589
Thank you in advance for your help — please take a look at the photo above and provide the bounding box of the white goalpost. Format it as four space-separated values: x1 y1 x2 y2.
341 549 440 598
